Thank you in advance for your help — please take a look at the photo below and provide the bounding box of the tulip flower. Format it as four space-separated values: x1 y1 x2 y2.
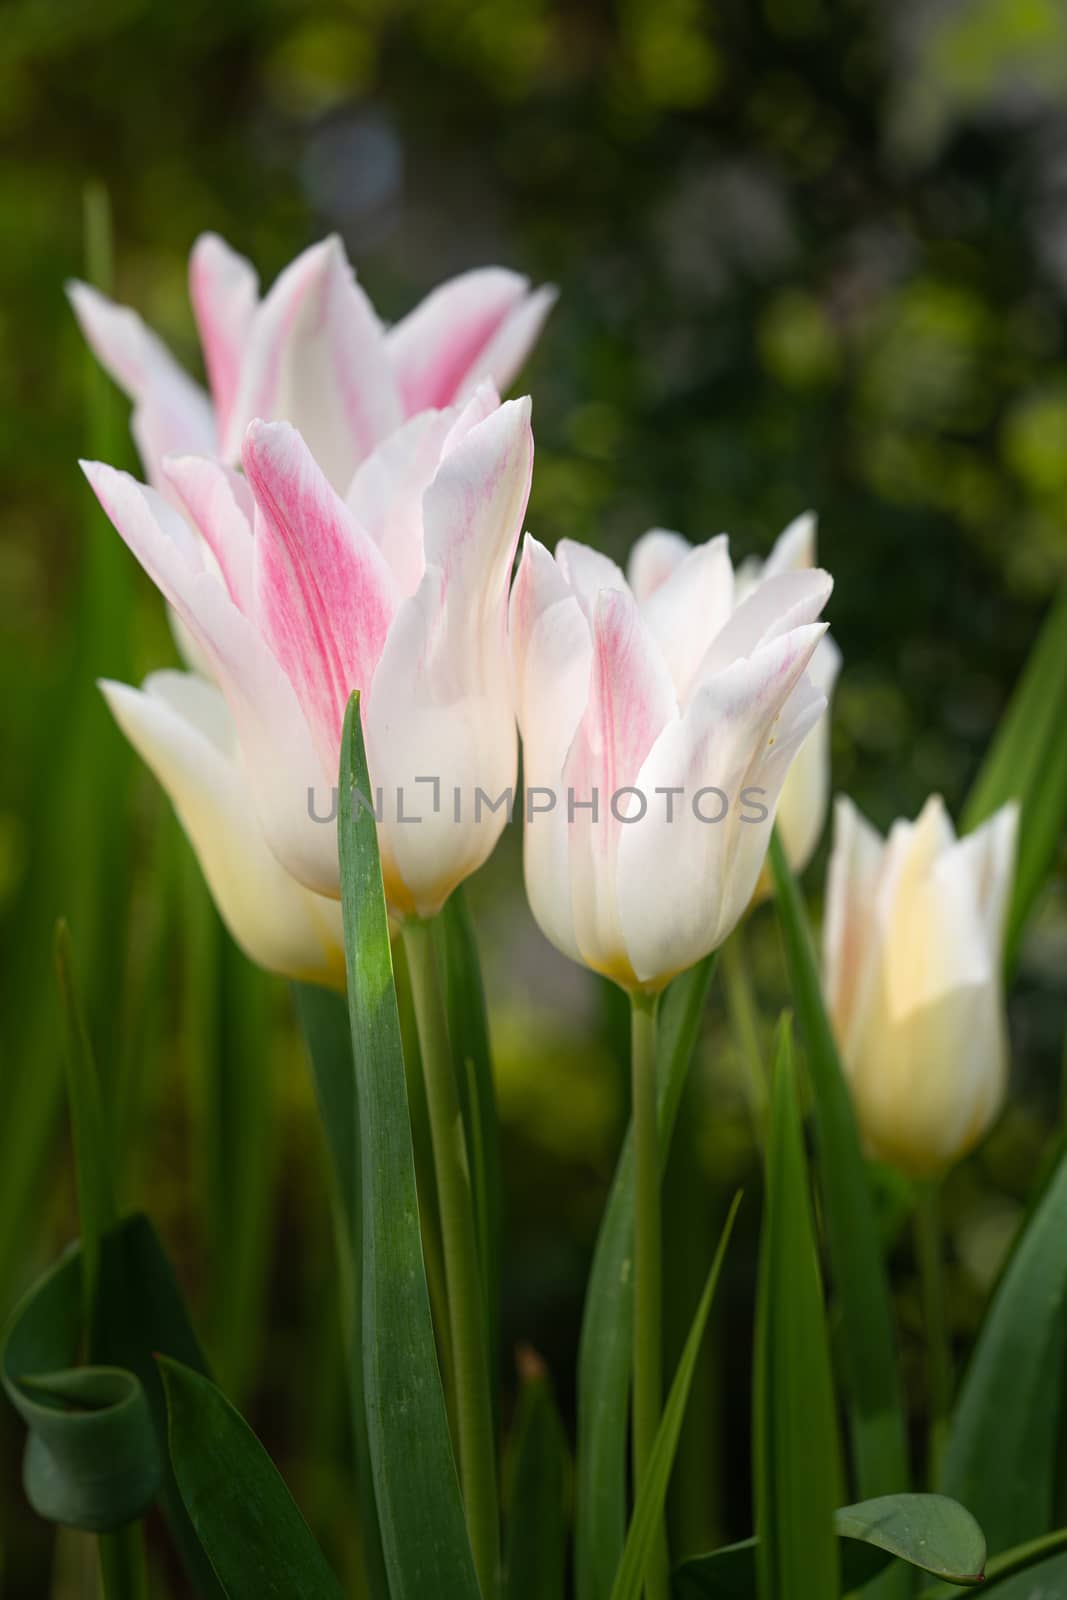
102 671 345 987
69 231 555 494
511 531 834 993
84 388 534 922
512 527 831 1595
823 793 1018 1177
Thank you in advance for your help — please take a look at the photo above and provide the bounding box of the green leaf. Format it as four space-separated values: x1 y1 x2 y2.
962 572 1067 969
768 834 910 1542
54 917 115 1337
337 693 481 1600
941 1143 1067 1555
608 1193 741 1600
576 953 716 1600
435 887 502 1398
503 1354 569 1600
159 1357 345 1598
294 981 389 1600
922 1526 1067 1598
1 1214 223 1595
674 1492 986 1597
754 1015 842 1600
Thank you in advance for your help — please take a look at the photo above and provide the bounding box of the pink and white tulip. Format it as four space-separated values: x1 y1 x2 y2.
69 232 555 494
510 531 833 992
823 794 1018 1176
86 389 534 925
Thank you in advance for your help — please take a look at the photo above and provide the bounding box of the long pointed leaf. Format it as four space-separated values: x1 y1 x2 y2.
159 1357 345 1598
503 1354 569 1600
768 832 910 1549
754 1016 842 1600
576 953 716 1600
609 1193 741 1600
941 1144 1067 1555
337 692 481 1600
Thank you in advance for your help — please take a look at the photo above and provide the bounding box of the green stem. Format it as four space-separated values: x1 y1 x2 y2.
914 1182 952 1484
720 929 767 1141
98 1524 147 1600
631 988 668 1600
402 918 499 1598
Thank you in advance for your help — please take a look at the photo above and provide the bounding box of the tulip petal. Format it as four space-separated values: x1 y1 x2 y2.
226 237 403 489
344 401 482 597
638 534 735 705
627 528 692 603
774 633 842 873
365 397 533 915
555 540 630 616
67 282 216 489
823 795 886 1061
762 511 817 579
696 568 833 681
243 420 398 775
387 268 552 412
188 232 260 444
101 672 344 986
510 534 594 967
163 454 255 614
561 587 676 984
81 459 336 896
616 627 827 985
951 801 1019 958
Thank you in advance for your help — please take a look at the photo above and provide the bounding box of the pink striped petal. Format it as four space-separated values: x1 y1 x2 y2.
188 233 259 444
243 420 398 774
163 454 255 614
561 586 676 985
387 269 553 413
67 282 216 490
226 237 403 489
80 459 336 895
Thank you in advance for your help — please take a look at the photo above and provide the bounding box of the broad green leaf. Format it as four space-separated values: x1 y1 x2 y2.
1 1214 222 1595
962 572 1067 969
503 1354 569 1600
337 693 481 1600
54 918 115 1333
754 1016 842 1600
294 981 389 1600
674 1492 986 1597
941 1144 1067 1555
435 887 502 1399
768 834 910 1547
576 953 717 1600
608 1193 741 1600
160 1357 345 1598
922 1525 1067 1598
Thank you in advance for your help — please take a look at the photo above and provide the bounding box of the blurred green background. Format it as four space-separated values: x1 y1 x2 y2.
2 0 1067 1593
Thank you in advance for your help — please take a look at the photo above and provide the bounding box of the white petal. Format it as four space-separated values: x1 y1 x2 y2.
102 673 344 986
188 233 259 442
68 281 216 490
638 534 735 706
627 528 693 603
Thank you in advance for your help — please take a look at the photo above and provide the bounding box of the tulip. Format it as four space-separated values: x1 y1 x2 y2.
85 388 534 921
512 526 831 1596
633 511 842 881
102 671 345 987
69 231 555 494
823 793 1018 1177
511 531 834 993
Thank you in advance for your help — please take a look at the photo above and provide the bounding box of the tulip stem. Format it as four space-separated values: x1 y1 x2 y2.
914 1181 952 1484
631 987 668 1600
98 1524 147 1600
402 918 499 1599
